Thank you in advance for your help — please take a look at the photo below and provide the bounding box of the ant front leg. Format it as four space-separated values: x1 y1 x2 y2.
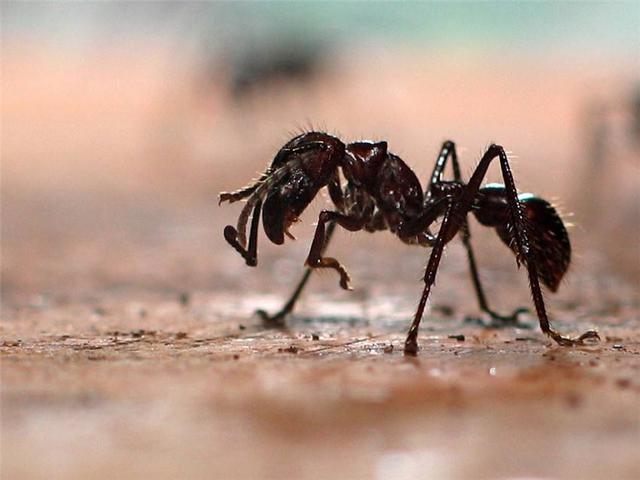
223 200 262 266
257 173 345 327
305 211 367 290
461 145 599 346
257 222 337 327
429 141 530 327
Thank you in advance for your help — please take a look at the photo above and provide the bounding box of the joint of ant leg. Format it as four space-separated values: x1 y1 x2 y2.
224 225 244 252
304 257 320 268
318 211 335 224
224 225 257 266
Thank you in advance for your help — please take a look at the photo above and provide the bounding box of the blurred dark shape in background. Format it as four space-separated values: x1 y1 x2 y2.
224 40 327 101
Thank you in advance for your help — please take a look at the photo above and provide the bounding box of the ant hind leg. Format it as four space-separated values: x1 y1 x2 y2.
462 145 599 345
427 141 530 328
460 218 531 329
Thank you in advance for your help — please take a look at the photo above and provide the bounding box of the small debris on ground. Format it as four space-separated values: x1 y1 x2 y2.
131 329 156 338
616 378 631 389
278 345 300 354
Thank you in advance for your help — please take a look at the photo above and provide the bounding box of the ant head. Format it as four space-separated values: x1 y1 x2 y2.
263 133 345 245
262 169 315 245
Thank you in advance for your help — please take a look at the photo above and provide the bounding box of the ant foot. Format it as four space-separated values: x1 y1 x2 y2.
255 308 288 328
305 257 353 290
339 272 353 291
548 329 600 346
486 307 532 329
327 258 352 290
403 329 419 356
403 340 418 356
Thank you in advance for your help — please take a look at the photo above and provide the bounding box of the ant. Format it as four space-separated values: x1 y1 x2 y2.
219 131 600 355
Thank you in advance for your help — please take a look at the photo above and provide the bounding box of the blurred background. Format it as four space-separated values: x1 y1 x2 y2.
3 2 639 303
3 3 640 480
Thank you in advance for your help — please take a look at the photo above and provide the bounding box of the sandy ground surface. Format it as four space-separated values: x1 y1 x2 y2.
2 43 640 479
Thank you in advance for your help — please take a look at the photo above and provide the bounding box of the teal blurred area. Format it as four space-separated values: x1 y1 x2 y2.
3 2 639 59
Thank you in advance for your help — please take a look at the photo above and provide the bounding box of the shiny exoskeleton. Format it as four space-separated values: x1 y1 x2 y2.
219 132 599 355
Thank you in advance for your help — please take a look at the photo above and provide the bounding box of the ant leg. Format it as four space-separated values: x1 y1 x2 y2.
460 145 599 346
404 200 456 356
223 200 262 266
219 179 263 204
305 211 367 290
460 219 530 328
256 174 345 326
428 142 529 324
427 140 458 188
257 222 337 327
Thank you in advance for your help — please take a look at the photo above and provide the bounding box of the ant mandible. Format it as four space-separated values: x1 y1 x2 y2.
219 131 599 355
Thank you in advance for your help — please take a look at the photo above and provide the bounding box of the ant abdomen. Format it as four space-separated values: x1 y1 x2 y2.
473 184 571 291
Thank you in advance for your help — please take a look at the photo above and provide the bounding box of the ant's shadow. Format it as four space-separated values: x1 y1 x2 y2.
260 314 370 330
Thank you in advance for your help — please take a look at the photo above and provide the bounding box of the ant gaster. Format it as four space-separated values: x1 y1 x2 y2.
219 132 599 355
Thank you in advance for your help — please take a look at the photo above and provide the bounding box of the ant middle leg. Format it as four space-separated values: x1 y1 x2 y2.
404 199 457 355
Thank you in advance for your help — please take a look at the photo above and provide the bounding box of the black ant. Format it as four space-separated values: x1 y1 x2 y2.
219 132 599 355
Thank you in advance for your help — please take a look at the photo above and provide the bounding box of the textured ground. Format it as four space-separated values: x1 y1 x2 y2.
2 194 639 480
